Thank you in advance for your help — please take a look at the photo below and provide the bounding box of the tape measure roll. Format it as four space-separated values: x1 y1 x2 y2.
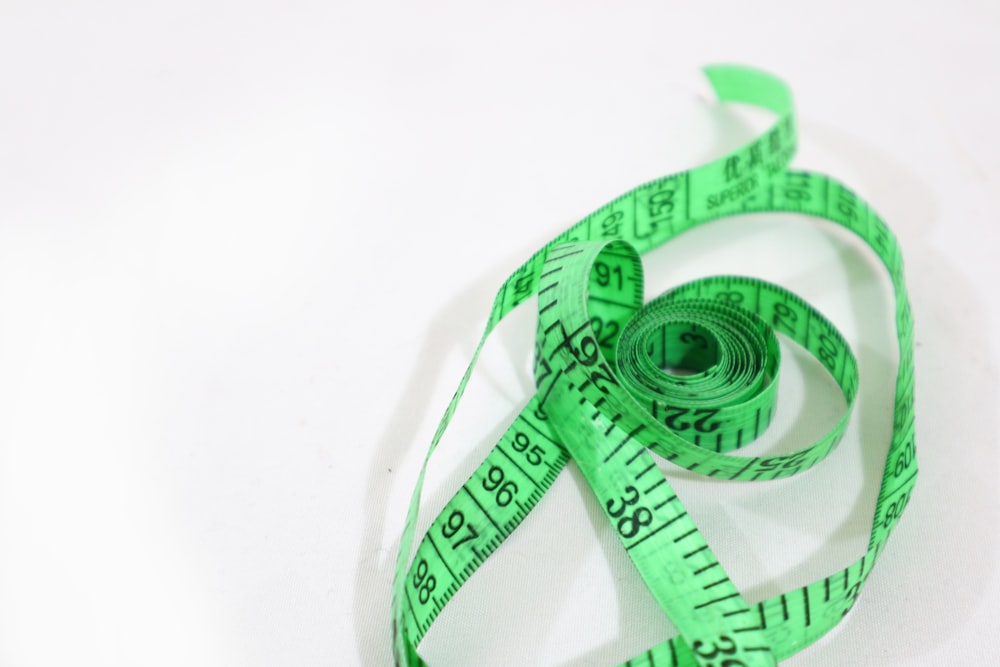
391 64 916 666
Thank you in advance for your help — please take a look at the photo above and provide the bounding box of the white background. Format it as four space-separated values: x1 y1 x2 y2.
2 1 998 665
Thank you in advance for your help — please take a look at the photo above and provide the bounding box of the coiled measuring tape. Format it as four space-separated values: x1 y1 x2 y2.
391 64 916 666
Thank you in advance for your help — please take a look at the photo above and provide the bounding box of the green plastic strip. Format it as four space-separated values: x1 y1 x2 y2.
391 64 916 666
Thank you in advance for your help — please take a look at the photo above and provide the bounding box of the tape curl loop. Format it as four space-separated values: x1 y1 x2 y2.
391 64 917 667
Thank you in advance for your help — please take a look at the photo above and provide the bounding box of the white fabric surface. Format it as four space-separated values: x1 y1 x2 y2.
1 2 998 665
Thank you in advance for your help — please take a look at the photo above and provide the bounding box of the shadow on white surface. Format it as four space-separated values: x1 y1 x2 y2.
781 122 1000 665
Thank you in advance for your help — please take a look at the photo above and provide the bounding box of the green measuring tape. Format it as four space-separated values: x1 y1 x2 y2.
391 64 916 666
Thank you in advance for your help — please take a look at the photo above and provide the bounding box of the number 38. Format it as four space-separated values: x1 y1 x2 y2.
692 634 747 667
